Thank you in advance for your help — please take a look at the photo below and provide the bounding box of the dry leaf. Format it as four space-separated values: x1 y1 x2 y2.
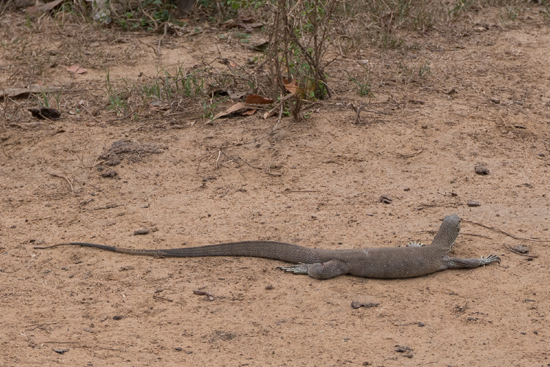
229 90 247 100
29 107 61 120
213 102 250 120
241 109 257 116
263 110 276 119
252 41 269 52
0 85 62 99
67 65 87 74
284 80 302 96
245 94 274 104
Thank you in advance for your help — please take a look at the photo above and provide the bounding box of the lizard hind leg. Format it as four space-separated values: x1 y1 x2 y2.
278 260 350 280
443 254 501 269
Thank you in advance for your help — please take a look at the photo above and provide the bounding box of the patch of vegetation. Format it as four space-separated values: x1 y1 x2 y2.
36 90 61 109
197 0 270 22
346 69 375 98
397 60 431 84
105 69 128 115
114 0 178 31
267 0 337 108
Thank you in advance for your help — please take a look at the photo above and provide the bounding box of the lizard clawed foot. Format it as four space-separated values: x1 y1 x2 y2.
481 254 501 264
406 241 425 247
277 264 309 275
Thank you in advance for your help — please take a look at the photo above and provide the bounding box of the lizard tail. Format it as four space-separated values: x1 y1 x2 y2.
34 241 325 264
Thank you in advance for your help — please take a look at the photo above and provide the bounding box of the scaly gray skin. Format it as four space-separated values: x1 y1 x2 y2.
34 214 500 279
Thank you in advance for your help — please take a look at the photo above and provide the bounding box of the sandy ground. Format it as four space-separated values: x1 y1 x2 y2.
1 5 550 366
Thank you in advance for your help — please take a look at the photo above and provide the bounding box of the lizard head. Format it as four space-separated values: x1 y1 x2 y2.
430 214 461 250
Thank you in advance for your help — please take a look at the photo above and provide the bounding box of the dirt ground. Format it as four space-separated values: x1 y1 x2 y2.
1 5 550 366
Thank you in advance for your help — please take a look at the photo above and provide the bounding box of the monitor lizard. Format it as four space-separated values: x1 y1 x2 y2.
34 214 500 279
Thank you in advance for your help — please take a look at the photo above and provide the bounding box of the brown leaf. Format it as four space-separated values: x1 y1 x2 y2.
245 94 274 104
263 110 276 119
0 85 62 99
67 65 87 74
213 102 250 120
241 109 257 116
284 80 302 96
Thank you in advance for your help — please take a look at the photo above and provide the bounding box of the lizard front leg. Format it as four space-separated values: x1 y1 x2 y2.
443 254 501 269
278 260 350 279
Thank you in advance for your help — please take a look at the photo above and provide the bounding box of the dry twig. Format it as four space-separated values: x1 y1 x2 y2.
50 173 75 193
463 219 550 243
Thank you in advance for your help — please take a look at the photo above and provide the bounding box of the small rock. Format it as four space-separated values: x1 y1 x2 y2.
101 170 118 178
512 245 529 254
490 98 500 104
467 200 481 207
174 347 183 351
53 348 70 354
379 195 393 204
395 345 413 353
134 227 150 235
113 315 123 320
351 301 380 309
475 165 490 175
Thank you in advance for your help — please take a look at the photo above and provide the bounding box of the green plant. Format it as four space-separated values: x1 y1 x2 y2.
418 61 431 78
113 0 178 32
176 68 205 97
36 92 50 108
501 3 525 21
543 1 550 21
347 70 375 98
235 32 251 43
378 32 404 49
199 0 270 22
450 0 475 16
108 93 128 112
396 60 431 84
25 15 32 28
202 97 229 120
142 81 162 100
35 90 61 109
105 68 127 114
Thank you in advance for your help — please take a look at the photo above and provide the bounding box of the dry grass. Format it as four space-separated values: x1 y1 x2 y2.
1 0 548 124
